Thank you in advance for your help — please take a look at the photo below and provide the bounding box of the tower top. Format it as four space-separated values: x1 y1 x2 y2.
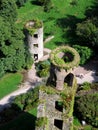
50 46 80 70
25 19 43 35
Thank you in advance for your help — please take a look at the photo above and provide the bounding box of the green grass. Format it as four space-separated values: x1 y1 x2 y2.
73 116 81 126
0 108 37 130
17 0 94 49
0 73 23 99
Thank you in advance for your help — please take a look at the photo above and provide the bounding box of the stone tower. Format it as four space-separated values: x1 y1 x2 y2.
25 20 43 61
49 46 80 90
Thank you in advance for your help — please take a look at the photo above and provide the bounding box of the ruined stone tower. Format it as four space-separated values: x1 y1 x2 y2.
25 19 43 61
50 46 80 90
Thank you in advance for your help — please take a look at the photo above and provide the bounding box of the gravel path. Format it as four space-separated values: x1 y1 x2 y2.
76 71 98 84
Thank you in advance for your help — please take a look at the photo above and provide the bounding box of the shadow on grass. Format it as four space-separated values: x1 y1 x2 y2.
56 15 84 45
31 0 41 6
0 103 37 130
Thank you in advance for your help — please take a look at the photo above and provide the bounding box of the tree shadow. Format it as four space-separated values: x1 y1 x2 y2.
85 0 98 18
30 0 41 6
0 87 39 130
0 103 37 130
56 15 83 45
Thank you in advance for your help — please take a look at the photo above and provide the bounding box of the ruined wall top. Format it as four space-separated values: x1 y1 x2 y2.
50 46 80 70
25 19 43 35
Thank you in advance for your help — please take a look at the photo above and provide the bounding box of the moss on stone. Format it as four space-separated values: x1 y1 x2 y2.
25 19 43 35
50 46 80 70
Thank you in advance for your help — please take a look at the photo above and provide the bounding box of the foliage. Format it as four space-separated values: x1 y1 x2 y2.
75 93 98 127
76 19 98 46
40 86 59 95
91 83 98 91
37 0 53 12
0 0 17 23
43 0 53 12
81 82 91 90
0 73 23 99
24 49 33 69
0 15 33 76
73 45 93 65
17 0 94 49
16 0 28 7
36 60 50 77
0 20 26 72
13 87 39 111
25 19 42 35
50 46 80 70
36 117 48 127
70 0 78 6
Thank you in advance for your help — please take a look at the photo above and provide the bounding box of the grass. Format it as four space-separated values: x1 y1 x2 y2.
0 108 37 130
0 73 23 99
17 0 94 49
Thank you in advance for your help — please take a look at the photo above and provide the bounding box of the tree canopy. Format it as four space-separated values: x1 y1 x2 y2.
0 0 17 23
76 19 98 46
75 93 98 127
73 45 93 65
0 0 33 77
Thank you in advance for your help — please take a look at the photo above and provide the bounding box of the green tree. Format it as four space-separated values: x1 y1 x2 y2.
0 0 17 23
75 94 98 127
0 17 33 73
76 19 98 46
73 45 93 65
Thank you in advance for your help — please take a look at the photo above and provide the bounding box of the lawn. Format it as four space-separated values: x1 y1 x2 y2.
0 73 23 99
0 108 37 130
17 0 94 49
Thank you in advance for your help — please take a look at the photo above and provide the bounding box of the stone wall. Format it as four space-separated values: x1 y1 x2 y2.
36 90 71 130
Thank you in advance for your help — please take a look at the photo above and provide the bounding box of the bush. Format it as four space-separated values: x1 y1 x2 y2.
74 93 98 127
13 87 39 111
36 117 48 127
81 82 91 90
36 60 50 77
73 45 93 65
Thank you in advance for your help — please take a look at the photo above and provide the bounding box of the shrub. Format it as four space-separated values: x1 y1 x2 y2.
36 60 50 77
73 45 93 65
36 117 48 127
13 87 39 111
74 93 98 127
81 82 91 90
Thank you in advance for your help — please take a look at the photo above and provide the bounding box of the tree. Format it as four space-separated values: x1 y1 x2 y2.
76 19 98 46
16 0 28 7
0 17 33 73
73 45 93 65
74 94 98 127
0 0 17 23
0 0 33 76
